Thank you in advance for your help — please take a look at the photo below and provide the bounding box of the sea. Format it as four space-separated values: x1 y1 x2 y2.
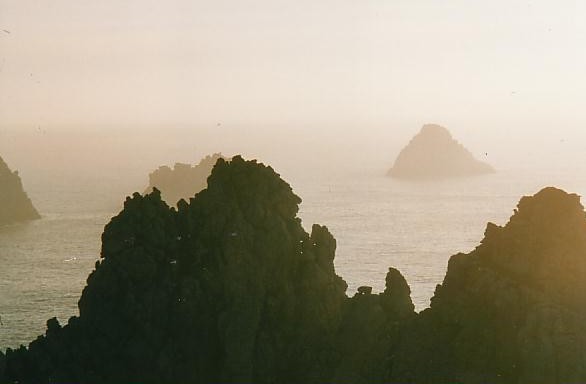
1 127 585 350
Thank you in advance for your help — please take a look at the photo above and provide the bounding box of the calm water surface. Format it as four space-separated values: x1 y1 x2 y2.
2 165 586 350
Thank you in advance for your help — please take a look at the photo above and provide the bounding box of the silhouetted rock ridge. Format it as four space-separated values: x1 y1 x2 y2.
3 161 586 384
2 156 415 383
390 187 586 383
0 156 40 225
389 124 494 179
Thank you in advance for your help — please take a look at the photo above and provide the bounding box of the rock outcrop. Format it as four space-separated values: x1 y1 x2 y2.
331 268 416 383
390 187 586 383
3 157 586 384
2 156 415 384
389 124 494 179
0 156 40 225
144 153 225 205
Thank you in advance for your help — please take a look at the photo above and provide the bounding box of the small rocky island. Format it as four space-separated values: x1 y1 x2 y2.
0 156 40 225
144 153 226 205
389 124 494 179
2 157 586 383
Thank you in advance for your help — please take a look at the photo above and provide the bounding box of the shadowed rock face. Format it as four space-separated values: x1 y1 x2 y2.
1 156 414 384
144 153 226 206
389 124 494 179
332 267 416 383
3 158 586 384
391 187 586 383
0 156 40 225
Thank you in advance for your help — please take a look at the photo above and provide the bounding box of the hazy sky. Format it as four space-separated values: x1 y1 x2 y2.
1 0 586 131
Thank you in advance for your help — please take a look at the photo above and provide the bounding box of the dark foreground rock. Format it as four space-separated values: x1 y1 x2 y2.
332 268 416 383
389 124 494 179
390 187 586 383
0 156 40 225
145 153 225 206
2 159 586 383
0 156 414 384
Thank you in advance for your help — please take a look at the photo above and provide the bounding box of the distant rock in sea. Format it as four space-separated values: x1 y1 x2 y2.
144 153 226 205
0 156 40 225
389 124 494 179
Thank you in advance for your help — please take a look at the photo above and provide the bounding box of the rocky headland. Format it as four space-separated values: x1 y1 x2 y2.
1 158 584 384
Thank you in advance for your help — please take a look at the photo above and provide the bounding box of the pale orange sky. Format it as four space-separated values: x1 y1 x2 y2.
2 0 586 177
1 0 585 130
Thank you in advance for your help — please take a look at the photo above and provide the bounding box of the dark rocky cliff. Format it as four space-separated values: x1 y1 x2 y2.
390 187 586 383
2 158 585 384
0 156 40 225
3 156 411 383
389 124 494 179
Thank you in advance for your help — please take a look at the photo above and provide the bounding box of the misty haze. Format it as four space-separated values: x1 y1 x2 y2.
2 1 586 383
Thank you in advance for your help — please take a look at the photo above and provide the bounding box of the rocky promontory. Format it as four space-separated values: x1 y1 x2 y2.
390 187 586 383
389 124 494 179
144 153 226 206
0 157 361 383
2 156 586 384
0 156 40 225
